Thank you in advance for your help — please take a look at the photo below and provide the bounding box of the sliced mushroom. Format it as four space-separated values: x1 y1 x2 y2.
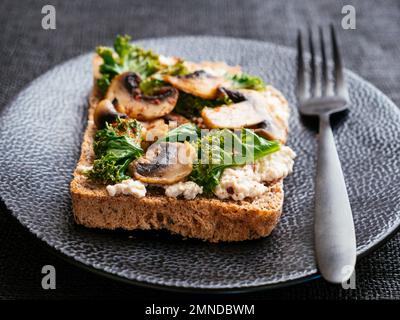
201 89 287 142
254 119 287 143
93 99 127 129
202 90 268 128
141 119 169 142
130 142 196 184
217 87 246 103
163 112 190 128
164 70 226 100
140 114 190 150
105 72 179 121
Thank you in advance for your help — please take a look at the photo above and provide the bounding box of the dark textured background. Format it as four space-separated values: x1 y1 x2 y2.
0 0 399 300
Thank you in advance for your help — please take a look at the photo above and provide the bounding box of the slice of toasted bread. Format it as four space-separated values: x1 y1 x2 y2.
70 85 289 242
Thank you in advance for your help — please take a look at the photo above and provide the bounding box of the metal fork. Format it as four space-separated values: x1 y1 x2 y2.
296 26 356 283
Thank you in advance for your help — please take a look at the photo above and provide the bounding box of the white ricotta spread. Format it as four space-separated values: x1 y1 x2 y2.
203 67 227 77
214 165 268 201
165 181 203 200
106 179 146 198
159 55 177 66
214 146 296 200
254 145 296 182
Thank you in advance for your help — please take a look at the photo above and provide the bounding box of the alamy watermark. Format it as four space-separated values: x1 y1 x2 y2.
341 5 356 30
41 265 56 289
41 5 56 30
144 128 263 166
341 265 356 289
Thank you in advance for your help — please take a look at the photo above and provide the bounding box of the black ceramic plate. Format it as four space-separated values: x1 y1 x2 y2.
1 37 399 292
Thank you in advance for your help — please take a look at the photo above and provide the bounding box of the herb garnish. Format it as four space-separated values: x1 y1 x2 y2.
173 92 232 118
86 118 143 183
229 73 266 91
96 35 188 94
161 124 280 193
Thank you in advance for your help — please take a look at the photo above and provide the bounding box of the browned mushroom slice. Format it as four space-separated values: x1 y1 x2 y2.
201 89 287 142
141 119 169 142
201 90 269 128
163 112 190 128
105 72 178 121
202 102 259 129
164 70 226 100
93 99 127 129
130 142 196 184
254 119 287 143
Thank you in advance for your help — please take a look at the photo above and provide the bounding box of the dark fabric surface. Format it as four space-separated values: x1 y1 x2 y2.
0 0 399 300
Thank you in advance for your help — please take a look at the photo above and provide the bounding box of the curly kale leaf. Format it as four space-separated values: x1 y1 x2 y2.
138 61 189 95
96 35 189 95
173 92 232 118
96 35 162 94
86 119 143 184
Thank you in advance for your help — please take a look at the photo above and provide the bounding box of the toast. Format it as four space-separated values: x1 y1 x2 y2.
71 90 287 242
70 36 294 242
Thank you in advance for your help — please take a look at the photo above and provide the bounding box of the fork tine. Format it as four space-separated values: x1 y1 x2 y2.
330 25 348 99
319 26 333 96
308 27 320 96
296 30 307 101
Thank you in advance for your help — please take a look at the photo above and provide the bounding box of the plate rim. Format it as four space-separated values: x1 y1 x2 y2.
1 35 400 292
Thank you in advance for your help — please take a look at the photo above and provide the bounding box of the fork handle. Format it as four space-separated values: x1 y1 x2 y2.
315 114 356 284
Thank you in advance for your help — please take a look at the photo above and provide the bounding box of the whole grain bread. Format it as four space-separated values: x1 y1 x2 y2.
70 84 290 242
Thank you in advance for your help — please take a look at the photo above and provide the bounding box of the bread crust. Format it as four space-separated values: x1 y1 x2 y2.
70 85 289 242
